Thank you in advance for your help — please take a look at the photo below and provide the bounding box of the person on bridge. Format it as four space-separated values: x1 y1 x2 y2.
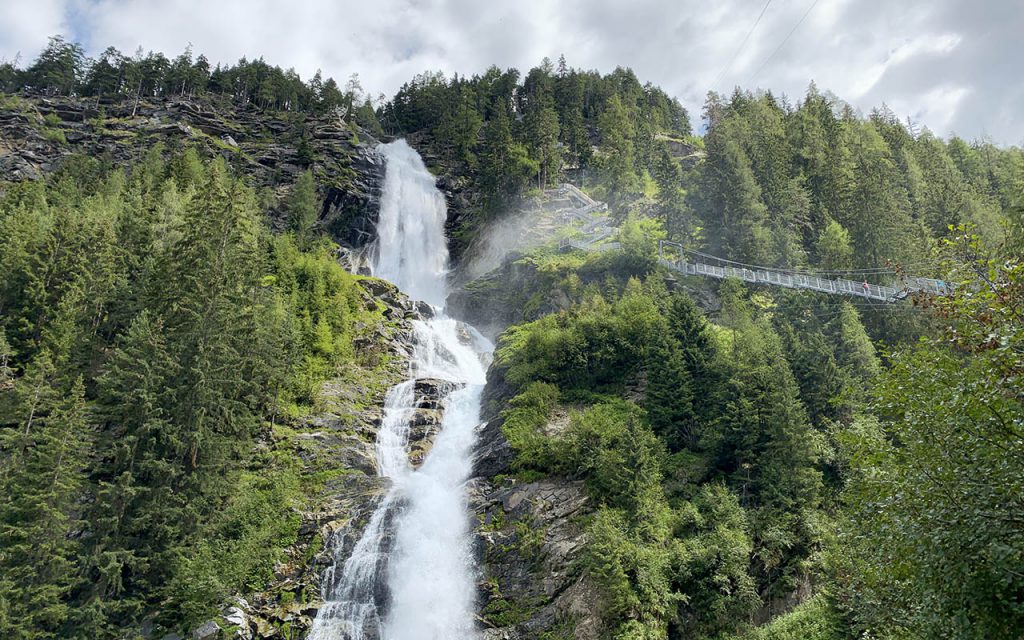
862 280 870 295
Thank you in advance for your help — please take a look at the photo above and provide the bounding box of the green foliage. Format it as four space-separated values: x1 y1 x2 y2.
287 169 320 237
586 507 675 638
699 115 772 263
0 369 89 638
737 595 845 640
494 281 825 638
814 219 853 271
837 230 1024 639
24 36 85 95
597 95 642 206
378 56 692 227
618 213 665 269
434 82 484 166
495 278 664 390
479 101 539 213
268 236 367 406
499 381 560 470
167 465 302 623
672 484 761 637
692 86 1021 286
645 293 720 452
0 147 388 637
4 35 364 113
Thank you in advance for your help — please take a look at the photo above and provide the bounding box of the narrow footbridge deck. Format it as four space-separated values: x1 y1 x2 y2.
657 255 947 302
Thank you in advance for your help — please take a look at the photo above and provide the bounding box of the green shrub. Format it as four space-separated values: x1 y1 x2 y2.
738 595 845 640
500 381 560 470
42 126 66 144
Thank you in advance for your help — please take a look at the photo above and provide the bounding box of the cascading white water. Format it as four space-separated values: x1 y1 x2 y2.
309 139 491 640
307 382 414 640
371 141 450 309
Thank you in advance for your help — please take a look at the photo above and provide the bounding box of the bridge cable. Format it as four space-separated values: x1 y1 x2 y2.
713 0 774 88
749 0 823 83
668 246 940 280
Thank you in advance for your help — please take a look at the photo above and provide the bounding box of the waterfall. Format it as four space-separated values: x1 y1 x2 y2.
309 139 490 640
370 140 450 309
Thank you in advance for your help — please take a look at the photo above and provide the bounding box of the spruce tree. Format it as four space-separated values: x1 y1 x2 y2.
597 94 641 206
700 118 772 263
0 370 89 638
287 169 319 237
645 337 697 451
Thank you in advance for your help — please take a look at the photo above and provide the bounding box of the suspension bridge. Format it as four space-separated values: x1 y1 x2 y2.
552 184 949 304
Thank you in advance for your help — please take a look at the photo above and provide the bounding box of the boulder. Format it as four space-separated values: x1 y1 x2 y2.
191 620 220 640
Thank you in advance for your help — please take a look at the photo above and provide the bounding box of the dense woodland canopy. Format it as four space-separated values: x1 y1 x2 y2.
1 36 1023 639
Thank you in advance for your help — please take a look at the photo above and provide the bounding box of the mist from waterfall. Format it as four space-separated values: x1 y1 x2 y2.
308 139 489 640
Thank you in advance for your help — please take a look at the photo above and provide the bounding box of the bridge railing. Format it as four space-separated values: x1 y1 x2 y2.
658 258 947 302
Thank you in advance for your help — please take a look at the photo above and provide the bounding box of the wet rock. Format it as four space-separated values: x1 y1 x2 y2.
406 378 463 467
323 146 385 250
361 278 408 311
473 418 514 479
294 430 378 476
222 605 251 639
473 478 597 638
472 374 604 638
414 378 461 410
334 245 373 276
414 300 436 319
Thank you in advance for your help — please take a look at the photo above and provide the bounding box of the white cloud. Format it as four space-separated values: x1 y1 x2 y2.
847 33 962 99
0 0 69 64
0 0 1020 144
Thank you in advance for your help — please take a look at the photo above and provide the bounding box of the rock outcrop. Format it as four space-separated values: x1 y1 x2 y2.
0 94 386 254
472 475 602 640
470 366 605 639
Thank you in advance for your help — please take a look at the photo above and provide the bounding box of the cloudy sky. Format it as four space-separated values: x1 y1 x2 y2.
1 0 1021 143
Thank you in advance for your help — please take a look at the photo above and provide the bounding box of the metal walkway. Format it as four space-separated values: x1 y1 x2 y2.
554 184 621 253
551 184 949 303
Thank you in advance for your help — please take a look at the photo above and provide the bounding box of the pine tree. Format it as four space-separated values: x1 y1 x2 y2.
525 92 561 189
82 312 176 622
287 169 319 237
0 369 89 638
24 36 85 95
597 94 641 206
815 218 854 271
0 328 15 391
645 337 697 451
834 120 922 267
554 70 590 169
479 101 537 212
701 119 772 262
652 145 693 241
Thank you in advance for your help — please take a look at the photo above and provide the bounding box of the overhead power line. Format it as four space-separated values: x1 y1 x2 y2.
749 0 823 82
713 0 774 88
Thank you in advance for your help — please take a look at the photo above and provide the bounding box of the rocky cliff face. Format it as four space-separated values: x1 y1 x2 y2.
469 367 605 640
0 94 386 256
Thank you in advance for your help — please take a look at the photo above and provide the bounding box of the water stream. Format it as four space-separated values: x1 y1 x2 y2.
308 140 490 640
